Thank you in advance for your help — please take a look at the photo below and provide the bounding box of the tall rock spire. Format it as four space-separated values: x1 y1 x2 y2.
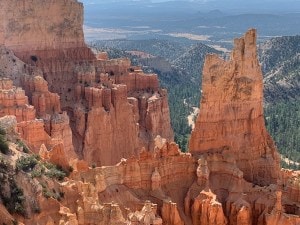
189 29 280 185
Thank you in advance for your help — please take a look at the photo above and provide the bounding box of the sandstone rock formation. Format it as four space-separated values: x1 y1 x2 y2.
0 78 35 122
0 0 85 52
0 77 76 168
0 0 299 223
21 75 61 118
17 138 194 225
0 0 173 167
13 135 299 225
184 29 300 225
189 29 280 186
73 71 173 165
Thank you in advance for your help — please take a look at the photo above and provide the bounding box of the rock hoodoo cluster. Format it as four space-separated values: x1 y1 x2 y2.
0 0 173 166
0 0 299 225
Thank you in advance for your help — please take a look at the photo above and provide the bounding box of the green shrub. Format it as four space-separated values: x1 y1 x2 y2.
0 127 6 136
16 156 68 181
42 162 67 181
0 157 8 171
44 167 66 181
3 181 25 216
0 135 9 155
42 188 53 199
16 155 38 172
31 167 43 178
42 187 61 200
17 140 29 153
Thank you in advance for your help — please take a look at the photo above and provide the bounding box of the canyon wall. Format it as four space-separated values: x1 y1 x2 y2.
0 0 174 166
0 0 85 52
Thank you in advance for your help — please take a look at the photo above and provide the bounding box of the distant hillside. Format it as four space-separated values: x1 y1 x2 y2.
90 39 190 61
259 35 300 103
258 35 300 168
172 43 221 84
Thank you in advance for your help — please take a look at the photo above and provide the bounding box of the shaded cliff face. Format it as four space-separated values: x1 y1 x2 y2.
189 29 280 186
0 0 173 166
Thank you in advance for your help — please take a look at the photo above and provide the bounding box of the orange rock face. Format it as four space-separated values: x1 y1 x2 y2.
17 135 299 225
0 78 36 122
0 0 85 52
189 29 280 186
185 29 300 225
21 75 61 118
0 0 173 166
20 139 195 225
0 77 76 168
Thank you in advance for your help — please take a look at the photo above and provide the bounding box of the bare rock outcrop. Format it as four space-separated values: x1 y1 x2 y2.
21 75 61 118
183 150 300 225
191 190 228 225
189 29 280 186
162 201 184 225
71 60 173 166
21 135 299 225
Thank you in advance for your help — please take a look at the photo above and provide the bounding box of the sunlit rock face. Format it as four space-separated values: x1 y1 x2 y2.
189 29 280 186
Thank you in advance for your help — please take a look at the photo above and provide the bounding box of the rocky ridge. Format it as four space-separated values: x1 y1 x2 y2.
0 0 299 225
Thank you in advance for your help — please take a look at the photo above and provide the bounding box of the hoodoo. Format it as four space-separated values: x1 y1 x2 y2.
189 29 280 186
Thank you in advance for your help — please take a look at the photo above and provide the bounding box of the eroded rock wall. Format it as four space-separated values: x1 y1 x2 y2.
0 0 85 52
184 154 300 225
0 0 174 166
